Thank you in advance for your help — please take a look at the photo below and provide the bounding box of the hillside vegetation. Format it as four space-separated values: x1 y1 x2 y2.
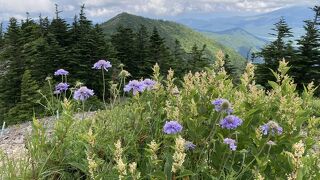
101 12 246 69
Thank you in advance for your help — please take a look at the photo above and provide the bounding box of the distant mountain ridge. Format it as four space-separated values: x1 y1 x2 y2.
175 6 314 40
202 28 268 58
100 12 246 69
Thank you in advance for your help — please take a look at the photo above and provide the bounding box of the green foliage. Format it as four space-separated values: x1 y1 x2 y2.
256 17 295 87
3 57 319 179
290 7 320 92
0 6 111 124
7 70 40 124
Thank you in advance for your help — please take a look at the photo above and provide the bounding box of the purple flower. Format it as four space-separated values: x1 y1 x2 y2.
93 60 112 71
224 138 237 151
260 121 283 136
54 83 69 94
124 80 145 95
212 98 233 114
54 69 69 76
73 86 94 101
185 141 196 150
163 121 183 134
220 115 243 130
142 79 156 90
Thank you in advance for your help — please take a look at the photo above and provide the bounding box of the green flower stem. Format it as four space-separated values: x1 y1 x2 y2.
218 151 229 178
101 68 107 108
82 100 85 120
236 136 270 179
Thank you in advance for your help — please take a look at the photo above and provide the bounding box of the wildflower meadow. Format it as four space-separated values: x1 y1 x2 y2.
1 51 320 180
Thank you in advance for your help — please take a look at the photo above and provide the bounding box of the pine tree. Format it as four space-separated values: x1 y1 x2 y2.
7 70 40 124
172 39 186 77
49 4 69 47
0 23 4 49
291 6 320 90
148 27 172 75
224 54 237 77
188 44 209 72
0 18 24 123
135 25 150 78
111 25 138 77
256 17 294 86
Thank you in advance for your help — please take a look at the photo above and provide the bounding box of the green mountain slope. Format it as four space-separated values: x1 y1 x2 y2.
100 12 246 70
202 28 268 58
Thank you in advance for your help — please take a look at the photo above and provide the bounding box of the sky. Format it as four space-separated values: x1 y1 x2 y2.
0 0 318 22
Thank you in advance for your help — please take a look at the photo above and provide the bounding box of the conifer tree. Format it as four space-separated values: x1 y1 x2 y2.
111 26 138 77
224 54 237 77
0 23 3 49
49 4 69 47
256 17 294 87
7 70 40 124
148 27 171 75
292 6 320 89
172 39 186 77
188 44 209 72
0 18 24 123
135 25 150 77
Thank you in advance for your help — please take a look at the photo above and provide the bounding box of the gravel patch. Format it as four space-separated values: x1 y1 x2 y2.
0 112 96 159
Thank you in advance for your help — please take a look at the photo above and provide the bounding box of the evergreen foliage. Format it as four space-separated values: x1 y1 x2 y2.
0 6 211 124
291 7 320 90
7 70 40 123
256 17 295 87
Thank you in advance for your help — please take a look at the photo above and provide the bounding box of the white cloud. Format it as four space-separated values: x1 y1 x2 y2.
0 0 318 21
0 0 53 13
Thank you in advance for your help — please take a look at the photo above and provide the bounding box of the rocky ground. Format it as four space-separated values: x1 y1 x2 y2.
0 112 96 159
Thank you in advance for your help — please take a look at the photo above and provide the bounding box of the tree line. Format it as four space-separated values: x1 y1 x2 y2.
0 5 215 124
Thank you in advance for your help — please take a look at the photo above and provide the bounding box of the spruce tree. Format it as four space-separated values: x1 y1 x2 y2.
49 4 69 47
135 25 150 78
0 18 23 123
256 17 294 87
172 39 186 77
292 6 320 90
148 27 172 75
188 44 209 72
224 54 237 77
0 23 3 49
111 25 138 77
7 70 40 124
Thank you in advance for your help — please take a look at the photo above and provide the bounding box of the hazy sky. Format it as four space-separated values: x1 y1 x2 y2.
0 0 317 22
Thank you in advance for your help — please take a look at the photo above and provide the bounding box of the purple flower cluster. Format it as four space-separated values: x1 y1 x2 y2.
260 121 283 136
54 69 69 76
220 115 243 130
163 121 183 134
143 78 156 90
212 98 233 114
73 86 94 101
124 79 156 95
124 80 145 95
93 60 112 71
185 141 196 150
224 138 237 151
54 83 69 94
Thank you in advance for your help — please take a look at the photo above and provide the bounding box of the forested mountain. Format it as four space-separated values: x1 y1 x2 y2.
100 12 246 70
